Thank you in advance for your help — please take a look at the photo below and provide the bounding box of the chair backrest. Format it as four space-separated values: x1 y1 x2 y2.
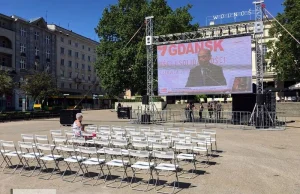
112 126 122 131
202 129 216 135
184 128 197 133
160 132 172 138
21 134 35 142
131 135 146 141
94 138 110 146
153 150 175 160
1 140 15 148
71 137 86 144
104 147 122 156
144 131 156 136
167 128 180 132
96 133 110 140
129 149 150 158
129 131 141 136
78 146 97 154
150 142 169 150
132 140 149 148
52 135 67 143
124 126 136 132
36 143 52 151
18 141 35 153
35 135 49 143
147 135 162 142
59 144 75 152
174 142 193 150
152 127 164 133
111 139 128 148
190 137 207 145
50 130 62 137
64 130 74 137
86 128 96 133
139 127 150 132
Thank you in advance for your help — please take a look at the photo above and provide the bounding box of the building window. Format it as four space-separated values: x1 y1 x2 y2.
21 28 26 37
82 45 85 50
34 32 39 40
68 40 71 45
34 61 38 70
75 43 78 47
68 50 72 56
46 50 50 59
61 82 64 88
82 74 84 80
262 44 268 56
76 63 79 69
83 85 85 90
60 70 64 77
69 83 72 89
88 47 91 51
35 47 39 56
88 75 91 81
69 72 72 78
88 85 91 90
19 98 22 108
60 59 64 66
82 54 85 60
60 47 64 54
88 65 91 71
61 37 64 42
46 36 50 44
88 56 91 61
75 52 78 58
20 43 26 53
68 61 72 67
82 64 85 70
20 59 26 69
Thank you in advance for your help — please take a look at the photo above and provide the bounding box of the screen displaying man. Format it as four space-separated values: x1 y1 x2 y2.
185 49 227 87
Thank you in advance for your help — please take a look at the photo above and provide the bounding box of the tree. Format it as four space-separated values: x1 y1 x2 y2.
95 0 198 96
21 72 58 103
0 70 13 96
267 0 300 81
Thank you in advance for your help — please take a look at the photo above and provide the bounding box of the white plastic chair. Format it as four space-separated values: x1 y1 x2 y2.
104 147 130 188
36 143 63 180
153 150 180 194
78 146 106 186
1 141 24 174
129 150 154 191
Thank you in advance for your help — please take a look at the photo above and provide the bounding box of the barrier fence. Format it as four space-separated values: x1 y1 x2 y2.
130 109 286 130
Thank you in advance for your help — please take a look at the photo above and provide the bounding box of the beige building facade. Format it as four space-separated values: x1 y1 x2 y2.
47 24 101 96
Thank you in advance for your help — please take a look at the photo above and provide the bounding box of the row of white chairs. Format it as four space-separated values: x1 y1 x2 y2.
0 140 208 193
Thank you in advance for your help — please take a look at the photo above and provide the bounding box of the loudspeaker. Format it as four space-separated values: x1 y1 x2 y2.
117 107 132 119
60 109 81 125
142 95 149 105
256 94 264 105
141 114 150 124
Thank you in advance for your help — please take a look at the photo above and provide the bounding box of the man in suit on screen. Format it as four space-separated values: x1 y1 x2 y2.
185 49 227 87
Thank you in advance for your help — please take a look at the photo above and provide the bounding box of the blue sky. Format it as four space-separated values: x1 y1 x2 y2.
1 0 284 41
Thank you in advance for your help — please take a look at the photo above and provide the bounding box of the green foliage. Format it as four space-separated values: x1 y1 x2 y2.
21 72 58 102
195 94 207 102
267 0 300 81
0 70 13 95
95 0 198 96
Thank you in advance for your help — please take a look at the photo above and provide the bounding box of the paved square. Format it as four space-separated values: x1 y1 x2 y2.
0 110 299 194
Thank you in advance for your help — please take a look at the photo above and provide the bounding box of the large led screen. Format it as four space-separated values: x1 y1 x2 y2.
157 36 252 95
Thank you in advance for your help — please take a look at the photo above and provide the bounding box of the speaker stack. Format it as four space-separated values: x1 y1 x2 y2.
142 95 149 105
60 109 81 126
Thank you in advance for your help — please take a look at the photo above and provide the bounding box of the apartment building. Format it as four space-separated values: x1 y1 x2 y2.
47 24 101 96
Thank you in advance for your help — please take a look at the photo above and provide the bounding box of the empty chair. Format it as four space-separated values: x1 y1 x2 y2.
1 141 24 174
71 137 86 145
124 126 136 132
104 147 130 188
94 138 111 154
35 135 51 145
18 141 43 177
98 126 111 134
60 144 86 183
64 130 75 141
85 128 97 134
153 150 180 194
144 131 156 136
202 129 217 151
78 146 106 186
52 136 67 152
184 128 197 133
129 150 154 191
36 143 63 180
190 137 209 164
147 135 162 143
150 142 170 151
152 127 164 133
131 135 146 142
174 142 197 179
139 126 150 132
129 131 142 136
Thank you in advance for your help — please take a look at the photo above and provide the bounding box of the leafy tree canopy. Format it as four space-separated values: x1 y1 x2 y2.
0 70 13 96
21 72 58 102
267 0 300 81
95 0 198 96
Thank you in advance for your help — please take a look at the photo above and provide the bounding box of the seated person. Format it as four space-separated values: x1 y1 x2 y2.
72 113 85 137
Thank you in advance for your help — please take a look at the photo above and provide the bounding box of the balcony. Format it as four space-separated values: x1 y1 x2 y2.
73 76 82 83
0 36 13 55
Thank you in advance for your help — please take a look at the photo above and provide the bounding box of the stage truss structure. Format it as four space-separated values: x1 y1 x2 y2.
145 0 271 127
